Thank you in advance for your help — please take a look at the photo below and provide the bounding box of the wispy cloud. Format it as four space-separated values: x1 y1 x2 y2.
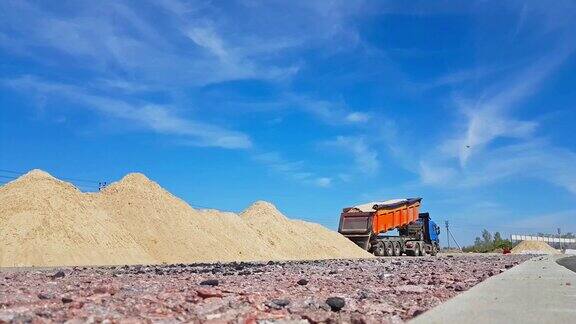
289 95 372 126
0 0 302 88
505 209 576 234
4 76 252 149
419 46 576 192
422 139 576 194
323 136 379 174
0 0 366 145
344 112 370 123
414 1 576 194
253 151 332 187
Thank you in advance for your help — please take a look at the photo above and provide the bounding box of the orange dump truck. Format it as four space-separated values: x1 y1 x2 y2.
338 198 440 256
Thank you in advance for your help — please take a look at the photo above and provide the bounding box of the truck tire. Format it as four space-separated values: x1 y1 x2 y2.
373 241 385 256
418 243 425 256
393 242 401 256
384 241 393 256
413 243 420 257
430 244 438 256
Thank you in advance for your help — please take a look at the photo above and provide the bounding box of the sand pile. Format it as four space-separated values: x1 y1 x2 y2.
0 170 153 267
93 173 279 263
0 170 370 267
241 201 371 259
511 240 559 255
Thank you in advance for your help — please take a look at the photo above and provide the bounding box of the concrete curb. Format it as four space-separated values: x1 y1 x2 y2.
411 255 576 324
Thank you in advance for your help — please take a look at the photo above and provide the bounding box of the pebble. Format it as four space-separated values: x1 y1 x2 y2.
196 288 223 299
272 299 290 307
454 283 466 291
0 255 530 322
326 297 345 312
267 299 290 309
51 270 66 279
199 279 219 286
61 297 73 303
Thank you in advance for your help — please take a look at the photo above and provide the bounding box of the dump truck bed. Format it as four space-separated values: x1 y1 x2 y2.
338 198 422 251
339 198 421 235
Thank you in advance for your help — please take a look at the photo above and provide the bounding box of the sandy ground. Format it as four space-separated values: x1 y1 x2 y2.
0 254 530 323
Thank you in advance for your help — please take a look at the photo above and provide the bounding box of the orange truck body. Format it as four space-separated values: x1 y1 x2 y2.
371 199 421 234
339 198 422 236
338 198 423 250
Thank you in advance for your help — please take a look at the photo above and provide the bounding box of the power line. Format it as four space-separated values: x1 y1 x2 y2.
0 168 100 184
444 220 462 250
0 168 104 192
448 227 462 250
0 169 23 175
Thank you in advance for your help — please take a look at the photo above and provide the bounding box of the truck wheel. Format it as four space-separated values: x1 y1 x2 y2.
393 242 401 256
384 242 393 256
413 243 420 257
430 244 438 256
418 243 425 256
373 241 385 256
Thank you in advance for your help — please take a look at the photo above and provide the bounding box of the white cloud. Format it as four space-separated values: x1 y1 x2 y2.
0 0 302 88
253 151 331 187
315 177 332 187
325 136 379 174
465 141 576 193
4 76 252 149
505 209 576 233
418 162 456 185
422 139 576 194
416 21 576 193
187 27 230 61
345 112 370 123
448 45 574 166
289 95 372 126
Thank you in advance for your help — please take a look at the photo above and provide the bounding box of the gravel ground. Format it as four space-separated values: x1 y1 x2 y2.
0 254 531 323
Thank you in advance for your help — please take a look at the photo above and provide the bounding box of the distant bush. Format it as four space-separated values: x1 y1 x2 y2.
462 230 513 253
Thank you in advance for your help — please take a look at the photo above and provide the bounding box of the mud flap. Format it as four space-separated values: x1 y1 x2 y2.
352 235 371 251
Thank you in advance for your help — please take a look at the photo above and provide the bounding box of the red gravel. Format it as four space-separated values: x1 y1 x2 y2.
0 255 530 323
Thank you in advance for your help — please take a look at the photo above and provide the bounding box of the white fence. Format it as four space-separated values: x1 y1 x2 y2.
510 234 576 243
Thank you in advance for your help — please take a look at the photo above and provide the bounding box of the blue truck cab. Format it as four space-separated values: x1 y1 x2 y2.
416 212 440 246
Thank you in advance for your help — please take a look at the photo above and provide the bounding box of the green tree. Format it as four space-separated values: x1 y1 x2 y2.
493 232 502 244
464 230 513 253
482 229 492 244
474 237 482 246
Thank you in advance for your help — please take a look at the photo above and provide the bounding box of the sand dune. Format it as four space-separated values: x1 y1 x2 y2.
0 170 370 267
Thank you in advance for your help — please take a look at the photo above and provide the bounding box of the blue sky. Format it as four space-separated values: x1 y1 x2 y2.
1 0 576 245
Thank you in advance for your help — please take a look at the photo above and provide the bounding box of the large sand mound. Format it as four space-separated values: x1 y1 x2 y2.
0 170 370 267
0 170 153 267
241 201 370 259
93 173 280 263
511 240 559 255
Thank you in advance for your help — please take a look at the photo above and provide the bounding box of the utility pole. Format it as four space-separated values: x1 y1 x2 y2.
445 221 450 249
449 228 462 250
558 228 563 251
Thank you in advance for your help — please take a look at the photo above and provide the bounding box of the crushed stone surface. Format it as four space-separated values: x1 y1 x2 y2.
0 254 531 323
